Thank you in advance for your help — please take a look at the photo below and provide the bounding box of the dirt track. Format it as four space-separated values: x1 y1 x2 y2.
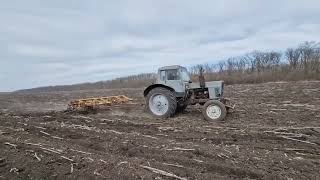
0 81 319 179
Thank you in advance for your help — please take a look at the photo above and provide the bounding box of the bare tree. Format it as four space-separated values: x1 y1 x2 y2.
285 48 300 70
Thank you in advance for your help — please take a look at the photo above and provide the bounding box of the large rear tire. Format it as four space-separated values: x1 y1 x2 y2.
146 87 177 118
202 100 227 121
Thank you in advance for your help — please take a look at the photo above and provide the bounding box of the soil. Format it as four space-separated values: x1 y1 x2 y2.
0 81 319 180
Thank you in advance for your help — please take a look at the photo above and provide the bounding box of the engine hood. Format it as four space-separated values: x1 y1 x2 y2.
189 81 224 89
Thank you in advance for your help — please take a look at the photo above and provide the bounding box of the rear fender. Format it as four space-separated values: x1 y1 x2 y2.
143 84 175 97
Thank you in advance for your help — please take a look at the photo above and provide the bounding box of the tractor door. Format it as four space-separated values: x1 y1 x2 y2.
165 69 185 94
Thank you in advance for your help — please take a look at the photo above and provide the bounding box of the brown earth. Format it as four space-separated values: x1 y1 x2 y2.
0 81 319 180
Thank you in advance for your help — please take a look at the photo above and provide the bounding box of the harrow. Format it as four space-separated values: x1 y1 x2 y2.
68 95 134 111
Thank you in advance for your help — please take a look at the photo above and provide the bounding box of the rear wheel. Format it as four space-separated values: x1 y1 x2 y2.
202 100 227 121
146 87 177 118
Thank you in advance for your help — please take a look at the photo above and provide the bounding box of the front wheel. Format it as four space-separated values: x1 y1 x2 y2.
202 100 227 121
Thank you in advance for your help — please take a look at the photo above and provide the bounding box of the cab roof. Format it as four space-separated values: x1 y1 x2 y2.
158 65 186 71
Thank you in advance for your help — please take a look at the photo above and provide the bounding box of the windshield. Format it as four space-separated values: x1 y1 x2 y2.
181 68 190 82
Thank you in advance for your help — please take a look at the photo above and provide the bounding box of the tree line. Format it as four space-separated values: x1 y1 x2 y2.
18 41 319 93
188 41 320 84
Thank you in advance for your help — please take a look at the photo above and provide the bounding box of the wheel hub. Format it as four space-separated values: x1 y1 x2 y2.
206 105 222 120
149 94 169 116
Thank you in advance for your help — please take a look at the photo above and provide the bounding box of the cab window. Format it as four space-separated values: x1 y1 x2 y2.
160 70 166 81
167 69 179 80
180 68 190 82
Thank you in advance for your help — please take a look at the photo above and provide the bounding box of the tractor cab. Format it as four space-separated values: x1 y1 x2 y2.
156 65 191 97
157 65 191 83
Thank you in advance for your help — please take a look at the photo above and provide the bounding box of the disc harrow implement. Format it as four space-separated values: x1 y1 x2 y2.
68 95 133 111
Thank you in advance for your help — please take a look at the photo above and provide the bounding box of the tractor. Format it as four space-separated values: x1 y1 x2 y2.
143 65 234 121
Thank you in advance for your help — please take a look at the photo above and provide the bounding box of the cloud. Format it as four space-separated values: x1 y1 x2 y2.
0 0 320 91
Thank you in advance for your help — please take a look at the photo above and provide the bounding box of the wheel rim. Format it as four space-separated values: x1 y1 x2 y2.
206 105 222 120
149 94 169 116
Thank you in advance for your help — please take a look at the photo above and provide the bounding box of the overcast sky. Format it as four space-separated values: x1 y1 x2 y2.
1 0 320 91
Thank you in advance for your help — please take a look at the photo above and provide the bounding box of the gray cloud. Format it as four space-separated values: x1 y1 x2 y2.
1 0 320 91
